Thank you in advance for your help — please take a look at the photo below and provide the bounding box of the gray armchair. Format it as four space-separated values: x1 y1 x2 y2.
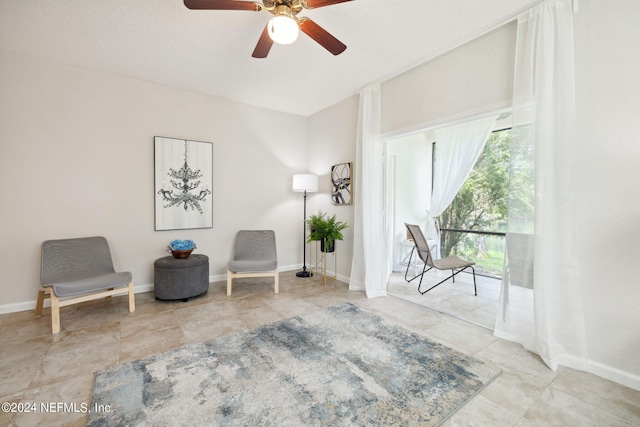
227 230 278 296
36 236 135 333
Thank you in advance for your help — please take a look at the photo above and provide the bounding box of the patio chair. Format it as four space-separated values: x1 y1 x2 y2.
227 230 279 296
36 236 135 334
404 223 477 295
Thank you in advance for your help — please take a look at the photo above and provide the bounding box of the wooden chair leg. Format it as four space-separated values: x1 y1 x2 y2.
35 288 46 316
50 292 61 334
274 269 279 294
128 281 136 312
227 269 233 296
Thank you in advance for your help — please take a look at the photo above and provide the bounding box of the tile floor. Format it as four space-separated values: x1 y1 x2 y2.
1 271 639 426
387 267 504 330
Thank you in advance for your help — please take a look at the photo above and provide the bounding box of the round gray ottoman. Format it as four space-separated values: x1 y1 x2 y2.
154 254 209 301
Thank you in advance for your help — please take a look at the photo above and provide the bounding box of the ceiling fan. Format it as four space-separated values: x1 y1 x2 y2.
184 0 353 58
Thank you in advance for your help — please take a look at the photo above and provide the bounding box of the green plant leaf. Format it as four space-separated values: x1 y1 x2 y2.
305 211 348 244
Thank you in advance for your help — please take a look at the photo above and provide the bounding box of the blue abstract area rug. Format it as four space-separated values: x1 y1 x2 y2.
88 303 500 426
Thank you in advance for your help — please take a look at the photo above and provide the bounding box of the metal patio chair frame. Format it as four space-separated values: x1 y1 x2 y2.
404 223 477 295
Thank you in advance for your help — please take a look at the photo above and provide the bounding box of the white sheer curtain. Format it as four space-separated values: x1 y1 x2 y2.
349 83 390 297
428 115 498 254
495 0 587 371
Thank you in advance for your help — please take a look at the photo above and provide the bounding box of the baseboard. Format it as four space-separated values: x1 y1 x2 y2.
1 283 155 314
347 277 366 291
0 264 306 315
587 360 640 392
0 300 37 315
135 283 154 293
336 273 350 284
5 276 638 393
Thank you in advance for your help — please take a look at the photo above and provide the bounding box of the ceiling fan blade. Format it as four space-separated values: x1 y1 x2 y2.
184 0 262 11
252 24 274 58
304 0 353 9
299 18 346 56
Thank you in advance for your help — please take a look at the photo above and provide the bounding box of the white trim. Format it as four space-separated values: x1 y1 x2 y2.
211 264 302 284
0 283 153 314
0 264 305 315
381 101 512 140
277 264 303 273
348 278 366 291
587 361 640 392
0 300 39 315
135 283 154 293
7 273 636 391
495 330 640 392
336 273 351 284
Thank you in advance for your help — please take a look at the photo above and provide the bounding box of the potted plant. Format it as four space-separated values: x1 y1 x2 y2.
306 211 348 253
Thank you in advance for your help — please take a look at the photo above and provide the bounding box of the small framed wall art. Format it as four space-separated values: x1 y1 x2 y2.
154 136 213 231
331 162 352 205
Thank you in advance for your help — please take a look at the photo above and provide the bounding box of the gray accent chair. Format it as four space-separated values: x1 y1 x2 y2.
227 230 278 296
36 236 135 333
404 223 476 295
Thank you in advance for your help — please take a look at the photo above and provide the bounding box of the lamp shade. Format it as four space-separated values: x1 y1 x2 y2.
268 15 299 45
293 174 318 193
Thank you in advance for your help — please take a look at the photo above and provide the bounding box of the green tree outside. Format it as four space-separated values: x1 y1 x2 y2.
437 130 511 274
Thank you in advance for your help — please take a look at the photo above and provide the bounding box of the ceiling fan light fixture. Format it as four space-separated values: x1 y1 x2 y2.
185 0 352 58
268 11 299 45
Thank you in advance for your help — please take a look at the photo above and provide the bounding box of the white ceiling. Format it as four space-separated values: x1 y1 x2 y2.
0 0 537 117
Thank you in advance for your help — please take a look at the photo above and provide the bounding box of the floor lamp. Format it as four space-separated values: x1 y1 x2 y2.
293 174 318 277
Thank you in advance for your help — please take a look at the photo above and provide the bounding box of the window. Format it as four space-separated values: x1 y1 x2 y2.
436 128 511 276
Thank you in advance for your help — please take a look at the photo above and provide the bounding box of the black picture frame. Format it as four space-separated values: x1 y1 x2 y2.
331 162 352 205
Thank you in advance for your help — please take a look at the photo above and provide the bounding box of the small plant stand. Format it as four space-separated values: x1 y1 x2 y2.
311 240 337 288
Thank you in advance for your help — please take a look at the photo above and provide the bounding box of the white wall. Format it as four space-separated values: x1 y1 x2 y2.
306 95 359 281
387 133 433 271
381 21 516 136
573 0 640 386
0 50 308 311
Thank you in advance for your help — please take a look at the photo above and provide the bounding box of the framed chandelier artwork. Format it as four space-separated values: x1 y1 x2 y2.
331 162 352 205
154 136 213 231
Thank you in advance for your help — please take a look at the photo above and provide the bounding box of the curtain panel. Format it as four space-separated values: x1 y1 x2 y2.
428 115 498 255
349 84 391 298
495 0 587 371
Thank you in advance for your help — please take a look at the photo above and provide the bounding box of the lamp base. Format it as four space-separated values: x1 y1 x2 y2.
296 270 313 278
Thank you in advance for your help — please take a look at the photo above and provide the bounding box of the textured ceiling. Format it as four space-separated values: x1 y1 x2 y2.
0 0 537 116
